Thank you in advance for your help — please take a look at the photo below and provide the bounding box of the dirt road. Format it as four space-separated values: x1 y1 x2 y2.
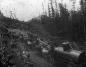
29 51 54 67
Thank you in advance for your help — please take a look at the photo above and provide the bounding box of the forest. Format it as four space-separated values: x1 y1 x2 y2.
41 0 86 42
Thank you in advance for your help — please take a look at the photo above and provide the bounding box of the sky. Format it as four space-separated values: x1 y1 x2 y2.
0 0 81 21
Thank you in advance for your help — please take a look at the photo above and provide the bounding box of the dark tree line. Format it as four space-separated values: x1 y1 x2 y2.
41 0 86 42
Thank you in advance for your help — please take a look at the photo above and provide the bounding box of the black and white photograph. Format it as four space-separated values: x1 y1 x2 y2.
0 0 86 67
